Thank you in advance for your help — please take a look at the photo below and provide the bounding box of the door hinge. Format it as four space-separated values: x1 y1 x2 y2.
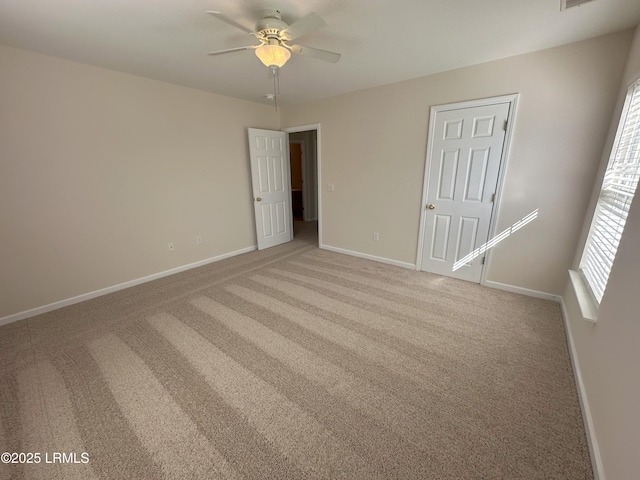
503 120 508 131
481 257 485 265
490 193 495 202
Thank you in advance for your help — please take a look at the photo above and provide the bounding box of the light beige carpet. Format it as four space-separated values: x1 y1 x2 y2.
0 226 593 479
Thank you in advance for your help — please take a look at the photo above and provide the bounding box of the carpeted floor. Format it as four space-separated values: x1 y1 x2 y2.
0 222 593 479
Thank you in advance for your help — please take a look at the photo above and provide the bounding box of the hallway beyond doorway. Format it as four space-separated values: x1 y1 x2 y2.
293 220 318 245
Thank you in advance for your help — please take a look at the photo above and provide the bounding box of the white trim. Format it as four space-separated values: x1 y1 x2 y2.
321 244 416 270
0 245 257 327
283 123 322 246
482 279 561 302
428 94 521 113
480 95 519 283
416 94 519 282
579 79 640 304
285 133 294 242
415 104 439 270
568 270 599 323
559 297 605 480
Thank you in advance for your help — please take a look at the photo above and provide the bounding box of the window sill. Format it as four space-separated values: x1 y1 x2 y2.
568 270 598 323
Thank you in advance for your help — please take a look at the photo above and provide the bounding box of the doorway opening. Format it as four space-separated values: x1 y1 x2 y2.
284 124 321 246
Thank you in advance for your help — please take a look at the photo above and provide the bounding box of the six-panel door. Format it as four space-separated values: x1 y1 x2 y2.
420 103 510 282
248 128 292 250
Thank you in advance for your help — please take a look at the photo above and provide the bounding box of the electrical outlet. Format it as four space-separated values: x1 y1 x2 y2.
196 236 203 245
373 232 379 241
168 242 174 251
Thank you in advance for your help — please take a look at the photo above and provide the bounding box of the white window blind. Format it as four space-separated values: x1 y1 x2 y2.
580 79 640 303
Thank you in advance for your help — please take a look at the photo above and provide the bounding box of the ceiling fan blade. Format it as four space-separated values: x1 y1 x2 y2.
205 11 256 35
289 44 341 63
281 12 326 41
208 46 257 56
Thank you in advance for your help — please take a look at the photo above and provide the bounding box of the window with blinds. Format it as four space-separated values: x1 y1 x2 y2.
580 79 640 304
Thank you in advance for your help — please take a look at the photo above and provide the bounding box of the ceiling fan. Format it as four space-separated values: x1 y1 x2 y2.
206 9 342 68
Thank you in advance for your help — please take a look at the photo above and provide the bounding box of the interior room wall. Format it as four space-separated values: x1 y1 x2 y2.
280 30 633 296
562 24 640 480
0 44 279 319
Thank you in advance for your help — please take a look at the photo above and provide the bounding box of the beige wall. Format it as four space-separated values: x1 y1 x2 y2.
0 33 634 307
0 44 278 318
563 25 640 480
281 31 633 295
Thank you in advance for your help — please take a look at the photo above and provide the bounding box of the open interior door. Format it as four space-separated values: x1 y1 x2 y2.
248 128 293 250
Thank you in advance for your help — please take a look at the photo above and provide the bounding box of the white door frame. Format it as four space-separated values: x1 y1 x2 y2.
282 123 322 246
415 94 519 285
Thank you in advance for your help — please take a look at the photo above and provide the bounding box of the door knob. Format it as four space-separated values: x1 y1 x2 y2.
428 204 435 210
256 197 262 202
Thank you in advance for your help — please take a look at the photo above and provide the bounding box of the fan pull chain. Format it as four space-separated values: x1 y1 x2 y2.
271 66 279 112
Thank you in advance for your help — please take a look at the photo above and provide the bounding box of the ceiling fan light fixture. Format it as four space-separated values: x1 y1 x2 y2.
255 44 291 68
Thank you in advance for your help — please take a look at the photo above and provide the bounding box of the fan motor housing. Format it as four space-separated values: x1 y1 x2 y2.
256 9 288 36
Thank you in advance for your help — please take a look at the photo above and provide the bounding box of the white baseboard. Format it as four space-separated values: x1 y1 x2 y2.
0 245 257 327
320 244 416 270
559 297 604 480
482 279 561 302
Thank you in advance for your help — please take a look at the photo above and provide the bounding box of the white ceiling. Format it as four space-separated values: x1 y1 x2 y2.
1 0 639 107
